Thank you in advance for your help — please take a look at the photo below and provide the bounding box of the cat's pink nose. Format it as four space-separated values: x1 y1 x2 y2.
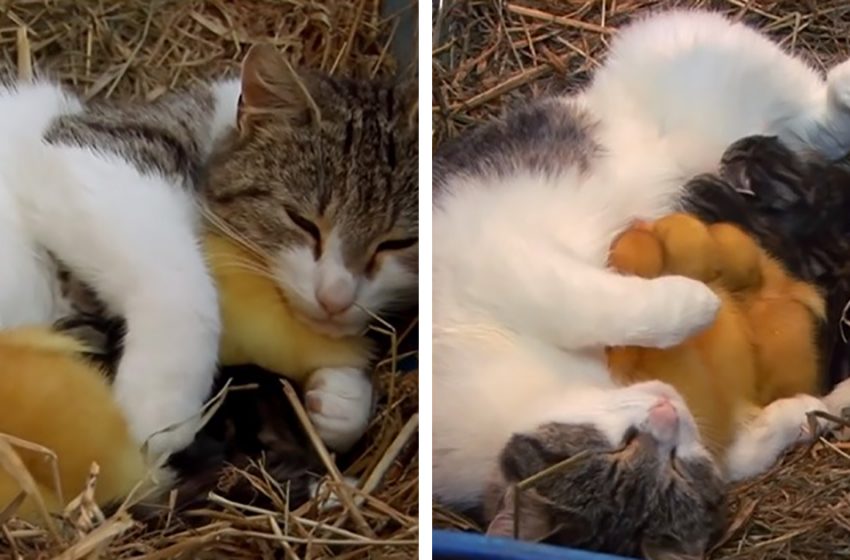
316 280 355 316
647 398 679 442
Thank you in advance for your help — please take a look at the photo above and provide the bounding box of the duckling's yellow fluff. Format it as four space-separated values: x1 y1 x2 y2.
0 327 149 521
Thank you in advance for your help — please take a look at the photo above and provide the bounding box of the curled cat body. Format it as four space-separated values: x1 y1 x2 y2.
434 9 850 558
0 44 417 460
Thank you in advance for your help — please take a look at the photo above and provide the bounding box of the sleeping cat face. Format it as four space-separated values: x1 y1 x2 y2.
486 381 725 559
205 45 418 337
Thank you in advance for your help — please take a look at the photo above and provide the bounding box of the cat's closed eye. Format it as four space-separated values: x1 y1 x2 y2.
375 237 418 254
285 207 321 245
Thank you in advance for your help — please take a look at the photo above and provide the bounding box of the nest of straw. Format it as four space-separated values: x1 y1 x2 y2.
433 0 850 145
433 1 850 558
0 1 418 558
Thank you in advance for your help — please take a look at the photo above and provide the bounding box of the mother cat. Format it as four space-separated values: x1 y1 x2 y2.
434 7 850 543
0 44 418 458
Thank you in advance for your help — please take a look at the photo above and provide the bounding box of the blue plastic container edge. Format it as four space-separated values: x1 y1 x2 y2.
432 530 638 560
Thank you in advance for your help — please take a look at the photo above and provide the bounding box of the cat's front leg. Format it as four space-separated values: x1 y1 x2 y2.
19 152 221 459
115 286 220 459
723 395 827 482
479 242 720 350
304 367 373 452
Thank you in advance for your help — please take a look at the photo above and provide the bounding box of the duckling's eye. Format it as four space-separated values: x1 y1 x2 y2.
286 207 321 245
375 237 418 254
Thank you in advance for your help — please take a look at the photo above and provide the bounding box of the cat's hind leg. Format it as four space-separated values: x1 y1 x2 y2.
724 395 828 482
782 60 850 160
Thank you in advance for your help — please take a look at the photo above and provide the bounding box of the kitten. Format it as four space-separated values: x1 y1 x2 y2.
433 8 850 557
0 44 417 457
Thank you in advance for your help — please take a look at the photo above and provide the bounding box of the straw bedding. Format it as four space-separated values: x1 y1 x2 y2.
0 1 418 558
433 1 850 559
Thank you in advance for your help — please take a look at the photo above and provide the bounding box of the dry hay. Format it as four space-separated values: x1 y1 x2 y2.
0 0 418 558
433 0 850 146
433 1 850 559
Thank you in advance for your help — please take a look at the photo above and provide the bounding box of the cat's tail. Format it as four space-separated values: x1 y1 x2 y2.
0 326 172 524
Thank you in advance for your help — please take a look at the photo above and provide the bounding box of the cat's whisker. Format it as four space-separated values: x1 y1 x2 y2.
206 251 273 273
199 204 270 262
213 260 280 283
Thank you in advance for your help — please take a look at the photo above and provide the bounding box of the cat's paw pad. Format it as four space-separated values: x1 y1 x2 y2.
305 367 373 452
828 59 850 111
646 276 721 348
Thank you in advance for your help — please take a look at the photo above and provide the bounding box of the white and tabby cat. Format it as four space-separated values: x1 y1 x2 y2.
434 9 850 557
0 45 417 458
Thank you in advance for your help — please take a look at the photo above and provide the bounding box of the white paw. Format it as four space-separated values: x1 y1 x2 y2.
119 395 202 460
305 367 373 452
644 276 721 348
823 378 850 416
828 59 850 112
309 475 360 511
769 394 829 444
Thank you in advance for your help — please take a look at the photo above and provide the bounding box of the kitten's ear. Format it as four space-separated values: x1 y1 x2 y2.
499 433 550 481
238 44 320 128
485 487 556 543
642 538 707 560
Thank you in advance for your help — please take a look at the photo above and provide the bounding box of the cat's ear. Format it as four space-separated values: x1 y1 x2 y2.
642 538 707 560
485 486 556 543
499 433 550 481
238 44 321 129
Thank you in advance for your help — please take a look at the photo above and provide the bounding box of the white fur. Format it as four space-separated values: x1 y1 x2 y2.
433 9 850 509
309 475 360 511
725 394 828 481
273 227 417 337
0 79 240 457
305 366 373 452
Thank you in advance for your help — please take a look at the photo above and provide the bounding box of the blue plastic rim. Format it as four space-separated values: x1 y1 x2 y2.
432 530 637 560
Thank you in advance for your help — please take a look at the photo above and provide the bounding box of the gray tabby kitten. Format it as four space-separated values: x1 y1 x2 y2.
2 44 417 457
